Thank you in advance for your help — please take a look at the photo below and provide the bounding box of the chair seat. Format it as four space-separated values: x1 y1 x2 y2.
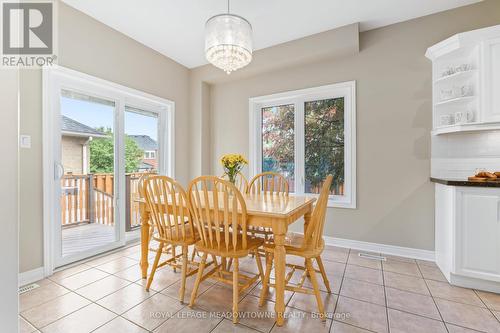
195 236 264 258
263 233 324 258
152 227 198 246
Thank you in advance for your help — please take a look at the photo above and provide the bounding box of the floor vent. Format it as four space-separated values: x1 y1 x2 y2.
19 283 40 295
358 253 387 261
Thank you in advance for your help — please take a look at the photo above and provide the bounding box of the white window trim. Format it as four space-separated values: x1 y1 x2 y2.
42 65 175 274
249 81 356 208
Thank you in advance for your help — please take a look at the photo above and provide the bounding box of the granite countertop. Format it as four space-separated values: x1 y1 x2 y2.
430 177 500 188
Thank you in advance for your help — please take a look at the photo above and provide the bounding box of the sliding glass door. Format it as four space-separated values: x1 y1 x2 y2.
44 67 174 270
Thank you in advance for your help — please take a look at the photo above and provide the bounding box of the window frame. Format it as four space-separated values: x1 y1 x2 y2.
249 81 356 208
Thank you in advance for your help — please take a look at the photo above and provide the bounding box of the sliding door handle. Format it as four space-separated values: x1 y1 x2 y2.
54 162 64 180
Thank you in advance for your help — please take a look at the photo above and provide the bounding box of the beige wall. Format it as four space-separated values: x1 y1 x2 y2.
19 2 190 272
190 0 500 251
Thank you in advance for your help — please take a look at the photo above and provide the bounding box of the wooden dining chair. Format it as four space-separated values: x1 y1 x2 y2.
188 176 264 323
258 175 333 320
142 175 199 303
247 172 289 243
247 171 289 196
220 172 249 193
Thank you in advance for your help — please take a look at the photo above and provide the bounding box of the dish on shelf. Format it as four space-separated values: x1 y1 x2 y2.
468 171 499 182
441 63 473 77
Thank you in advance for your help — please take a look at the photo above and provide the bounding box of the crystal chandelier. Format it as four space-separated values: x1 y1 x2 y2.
205 0 253 74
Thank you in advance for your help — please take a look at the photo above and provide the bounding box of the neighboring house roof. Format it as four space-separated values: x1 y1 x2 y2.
138 161 155 169
129 135 158 150
61 115 107 138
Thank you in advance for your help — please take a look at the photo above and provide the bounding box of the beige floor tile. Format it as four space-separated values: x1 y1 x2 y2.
49 264 92 283
122 293 184 331
238 257 262 275
236 295 277 332
97 283 154 314
344 264 383 285
93 317 148 333
154 308 222 333
19 316 37 333
334 296 388 333
322 246 350 264
135 267 180 292
476 290 500 311
124 249 156 262
445 323 485 332
382 261 421 277
419 265 447 282
435 298 500 333
331 321 373 332
385 287 441 320
119 244 142 256
193 284 240 313
21 292 91 328
387 308 447 333
249 281 294 304
317 261 346 279
426 280 484 307
75 275 131 301
287 288 337 314
19 281 70 312
40 303 116 333
416 260 438 268
96 257 139 274
113 265 144 282
383 271 430 295
340 278 385 306
57 268 109 290
85 252 123 267
161 277 214 302
212 319 262 333
270 308 332 333
495 310 500 321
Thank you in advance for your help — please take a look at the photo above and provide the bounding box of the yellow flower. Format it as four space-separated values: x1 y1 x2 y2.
220 154 248 170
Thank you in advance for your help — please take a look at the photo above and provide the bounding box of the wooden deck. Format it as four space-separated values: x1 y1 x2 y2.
62 223 116 257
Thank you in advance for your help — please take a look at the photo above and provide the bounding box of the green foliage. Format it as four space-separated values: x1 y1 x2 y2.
305 98 344 192
261 98 345 194
89 129 144 173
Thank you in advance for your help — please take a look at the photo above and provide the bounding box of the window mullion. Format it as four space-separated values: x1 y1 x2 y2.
295 99 305 195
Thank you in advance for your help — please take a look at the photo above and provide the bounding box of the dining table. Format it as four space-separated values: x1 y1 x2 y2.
136 191 316 326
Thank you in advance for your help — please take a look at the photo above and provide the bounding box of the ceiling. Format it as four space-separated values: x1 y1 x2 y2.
62 0 482 69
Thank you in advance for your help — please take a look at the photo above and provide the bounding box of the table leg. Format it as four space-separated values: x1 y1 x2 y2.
140 204 150 279
272 219 287 326
303 209 312 234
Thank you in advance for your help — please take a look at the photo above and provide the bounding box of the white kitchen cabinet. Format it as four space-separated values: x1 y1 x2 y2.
456 188 500 281
426 25 500 135
435 183 500 292
482 37 500 123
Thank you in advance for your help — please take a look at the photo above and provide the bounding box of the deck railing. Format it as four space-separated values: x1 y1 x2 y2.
61 172 154 229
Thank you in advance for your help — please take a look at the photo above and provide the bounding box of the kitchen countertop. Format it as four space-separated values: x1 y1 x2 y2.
430 177 500 188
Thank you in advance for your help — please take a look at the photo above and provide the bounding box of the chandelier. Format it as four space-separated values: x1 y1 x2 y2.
205 0 253 74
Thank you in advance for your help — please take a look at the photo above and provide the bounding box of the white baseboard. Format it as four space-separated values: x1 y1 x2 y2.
19 267 45 287
322 235 435 262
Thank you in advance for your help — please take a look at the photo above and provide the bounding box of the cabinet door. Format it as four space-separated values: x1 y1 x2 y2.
482 38 500 123
456 188 500 281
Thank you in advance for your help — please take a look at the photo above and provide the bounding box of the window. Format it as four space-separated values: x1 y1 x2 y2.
144 151 156 159
249 81 356 208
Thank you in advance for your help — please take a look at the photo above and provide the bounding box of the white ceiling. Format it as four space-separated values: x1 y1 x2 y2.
62 0 481 68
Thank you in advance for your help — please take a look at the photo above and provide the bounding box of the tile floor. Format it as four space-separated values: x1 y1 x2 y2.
18 244 500 333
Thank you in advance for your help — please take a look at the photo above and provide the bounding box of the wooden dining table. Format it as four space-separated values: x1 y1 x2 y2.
136 192 316 326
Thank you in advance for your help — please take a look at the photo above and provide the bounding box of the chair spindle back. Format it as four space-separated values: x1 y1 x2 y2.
248 172 289 196
143 175 194 242
188 176 248 252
